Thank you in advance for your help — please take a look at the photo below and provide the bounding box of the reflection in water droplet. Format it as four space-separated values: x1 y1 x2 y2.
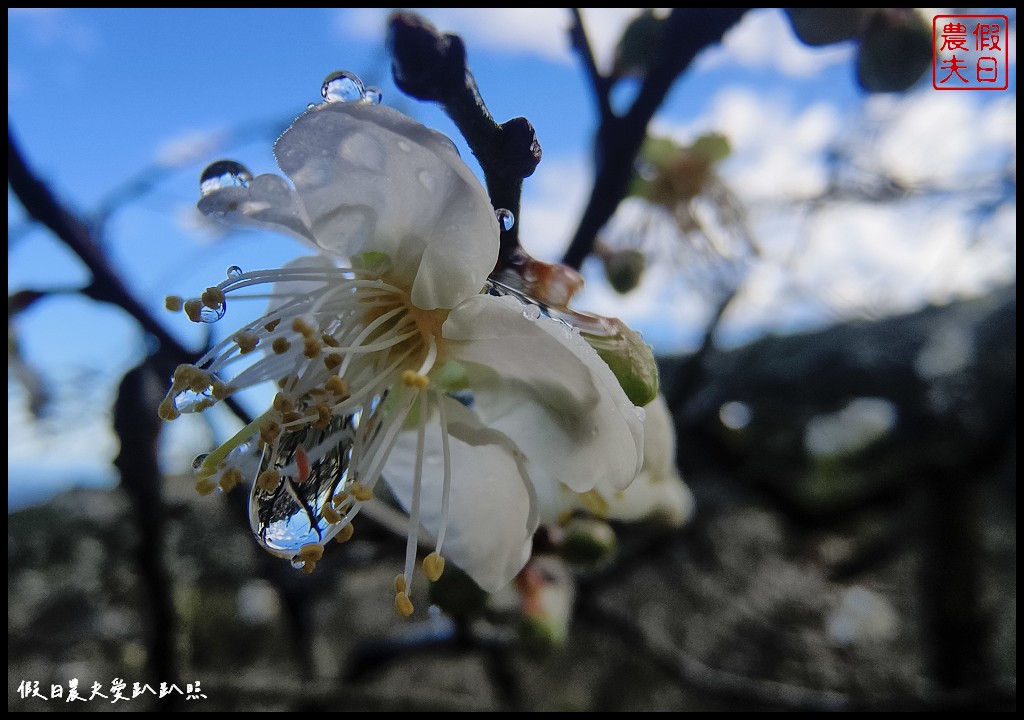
634 406 647 423
362 86 383 105
523 304 542 320
249 412 362 559
175 387 216 414
226 265 243 279
321 70 365 103
192 453 210 472
199 160 253 196
198 303 227 323
495 208 515 232
290 557 306 570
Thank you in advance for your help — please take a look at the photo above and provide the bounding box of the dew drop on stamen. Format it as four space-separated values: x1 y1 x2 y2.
226 265 243 279
192 453 210 473
198 303 227 323
362 86 383 105
289 557 306 570
321 70 365 104
199 160 253 196
495 208 515 232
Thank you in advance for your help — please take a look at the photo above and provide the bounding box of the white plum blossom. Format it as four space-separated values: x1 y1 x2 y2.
160 88 646 615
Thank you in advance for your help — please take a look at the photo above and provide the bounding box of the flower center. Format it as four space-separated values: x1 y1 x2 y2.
160 262 454 615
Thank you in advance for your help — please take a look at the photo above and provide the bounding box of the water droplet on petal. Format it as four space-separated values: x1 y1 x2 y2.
250 413 360 559
192 453 210 472
321 70 365 103
306 102 318 111
495 208 515 232
397 140 412 153
417 170 433 190
633 406 647 423
523 304 542 320
362 86 383 105
199 160 252 196
226 265 243 279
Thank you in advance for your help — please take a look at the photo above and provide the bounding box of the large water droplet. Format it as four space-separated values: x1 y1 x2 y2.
321 71 365 103
199 160 252 196
175 387 216 414
192 453 210 473
250 413 361 559
495 208 515 232
226 265 243 279
362 86 383 105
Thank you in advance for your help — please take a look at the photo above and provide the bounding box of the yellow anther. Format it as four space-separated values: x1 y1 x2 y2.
313 405 332 431
281 410 303 425
193 398 215 413
264 318 281 333
323 353 342 370
164 295 183 312
325 376 350 399
272 337 291 354
349 483 373 502
211 382 235 400
394 574 407 593
303 338 322 359
195 477 217 496
322 504 342 524
218 468 243 493
395 591 414 617
183 299 204 323
259 420 281 446
321 334 341 348
256 469 282 493
556 511 574 528
300 560 317 575
234 331 259 354
401 370 430 389
291 318 315 336
423 552 445 582
158 398 180 422
201 287 226 310
335 523 355 543
332 491 350 507
299 543 324 563
271 393 293 413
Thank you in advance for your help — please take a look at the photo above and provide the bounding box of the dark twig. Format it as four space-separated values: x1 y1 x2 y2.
387 12 542 263
7 127 252 425
562 9 748 270
569 9 614 123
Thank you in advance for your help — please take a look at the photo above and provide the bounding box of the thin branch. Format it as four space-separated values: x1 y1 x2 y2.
387 12 542 264
562 9 748 270
569 9 613 122
7 126 253 425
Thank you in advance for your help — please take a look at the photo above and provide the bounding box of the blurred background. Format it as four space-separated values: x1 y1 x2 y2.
8 8 1015 711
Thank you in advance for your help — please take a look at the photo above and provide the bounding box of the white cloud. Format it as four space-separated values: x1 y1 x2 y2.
696 8 855 79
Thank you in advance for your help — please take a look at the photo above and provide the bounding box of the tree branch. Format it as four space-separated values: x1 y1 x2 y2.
7 126 252 425
562 9 748 269
387 12 542 264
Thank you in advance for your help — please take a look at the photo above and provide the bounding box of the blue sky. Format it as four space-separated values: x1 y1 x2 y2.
7 8 1017 500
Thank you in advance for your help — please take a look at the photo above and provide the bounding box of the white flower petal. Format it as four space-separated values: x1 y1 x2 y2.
444 294 644 496
383 396 537 592
198 173 316 244
273 103 499 309
603 394 694 526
